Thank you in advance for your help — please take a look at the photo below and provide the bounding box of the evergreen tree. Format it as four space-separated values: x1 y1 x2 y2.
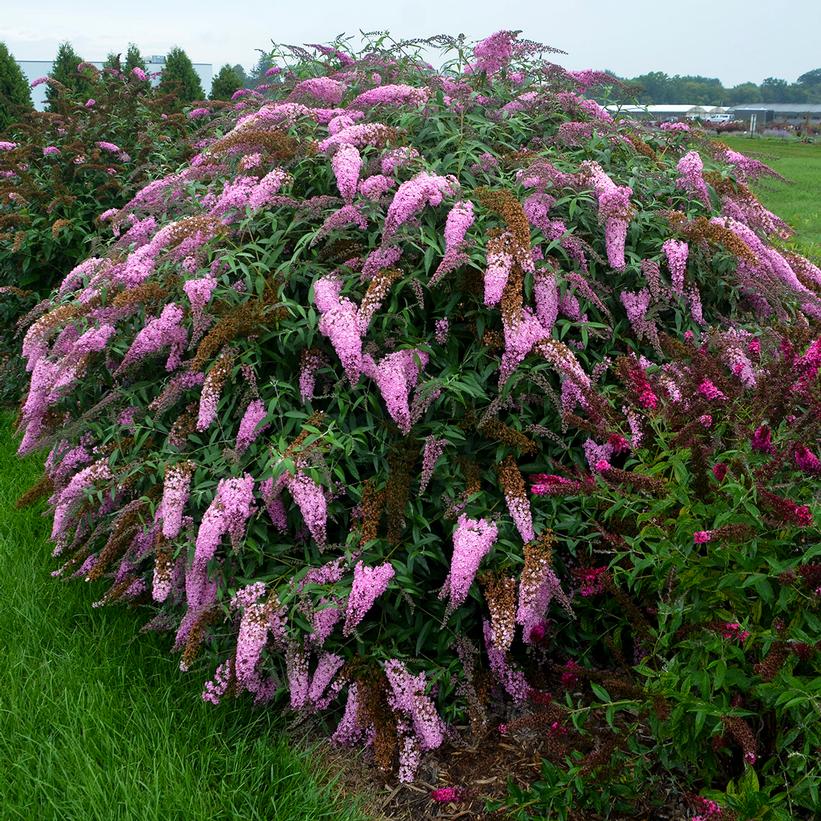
124 44 147 74
158 47 203 103
45 42 93 110
209 64 244 100
0 42 32 134
104 52 123 72
247 52 274 88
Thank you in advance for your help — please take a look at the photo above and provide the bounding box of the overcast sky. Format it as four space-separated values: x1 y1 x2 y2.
2 0 819 86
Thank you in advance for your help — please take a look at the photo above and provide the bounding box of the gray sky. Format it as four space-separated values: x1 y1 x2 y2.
2 0 819 86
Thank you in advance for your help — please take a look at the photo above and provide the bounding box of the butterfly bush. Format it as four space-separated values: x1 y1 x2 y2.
16 32 820 807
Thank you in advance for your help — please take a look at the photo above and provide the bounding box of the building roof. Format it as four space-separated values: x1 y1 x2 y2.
729 104 821 113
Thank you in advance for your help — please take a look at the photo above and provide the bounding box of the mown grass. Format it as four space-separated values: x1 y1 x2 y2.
0 414 369 821
719 135 821 261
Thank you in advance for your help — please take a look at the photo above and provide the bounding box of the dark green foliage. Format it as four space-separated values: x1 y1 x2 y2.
0 42 33 135
124 44 147 74
45 42 95 111
615 69 819 105
210 64 244 100
247 51 275 87
158 47 204 103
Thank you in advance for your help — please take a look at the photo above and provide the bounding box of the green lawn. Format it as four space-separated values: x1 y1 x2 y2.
0 415 369 821
719 135 821 261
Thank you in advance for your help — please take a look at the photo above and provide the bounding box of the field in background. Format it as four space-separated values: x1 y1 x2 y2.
0 415 368 821
719 135 821 261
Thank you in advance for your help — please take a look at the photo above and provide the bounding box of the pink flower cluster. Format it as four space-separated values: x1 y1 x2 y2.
158 462 193 539
287 471 327 546
419 436 446 495
662 239 689 295
440 515 498 617
188 474 255 609
676 151 711 206
292 77 346 105
343 561 395 635
383 172 457 239
384 659 445 781
430 200 475 285
314 275 363 382
351 84 430 109
118 303 187 372
362 349 429 434
331 144 361 201
236 399 268 453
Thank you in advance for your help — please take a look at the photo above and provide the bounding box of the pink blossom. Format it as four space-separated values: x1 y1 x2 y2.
380 146 420 175
118 303 187 373
331 144 361 201
430 200 474 285
350 84 430 109
187 475 255 609
794 445 821 474
236 399 268 453
694 531 712 544
343 561 395 635
132 66 148 81
419 436 446 495
361 349 428 434
158 462 192 539
314 275 363 382
751 425 773 454
358 173 394 200
698 379 727 401
663 239 689 295
440 515 498 617
384 658 445 758
292 77 346 105
431 787 464 803
483 239 513 306
287 471 327 546
383 172 457 239
676 151 711 205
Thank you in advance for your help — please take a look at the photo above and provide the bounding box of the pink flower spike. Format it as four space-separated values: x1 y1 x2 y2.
343 561 395 635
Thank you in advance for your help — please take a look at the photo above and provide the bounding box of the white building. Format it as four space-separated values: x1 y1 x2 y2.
16 56 212 109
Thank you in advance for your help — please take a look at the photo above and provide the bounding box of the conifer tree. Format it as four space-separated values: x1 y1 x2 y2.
45 42 93 110
0 42 32 133
209 64 244 100
158 47 203 103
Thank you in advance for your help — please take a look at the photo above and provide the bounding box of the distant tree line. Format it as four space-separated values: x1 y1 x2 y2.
609 68 821 105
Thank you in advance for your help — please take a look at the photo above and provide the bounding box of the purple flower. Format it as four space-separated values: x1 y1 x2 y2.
158 461 193 539
350 84 429 109
662 239 689 295
331 143 361 201
361 348 429 434
383 172 457 239
287 471 327 546
440 515 498 617
343 561 395 635
430 200 475 285
117 303 187 373
676 151 711 206
236 399 268 454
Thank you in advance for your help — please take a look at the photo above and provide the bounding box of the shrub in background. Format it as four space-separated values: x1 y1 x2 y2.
210 64 245 101
159 47 205 104
0 66 201 399
0 42 33 134
45 42 96 111
16 32 820 815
